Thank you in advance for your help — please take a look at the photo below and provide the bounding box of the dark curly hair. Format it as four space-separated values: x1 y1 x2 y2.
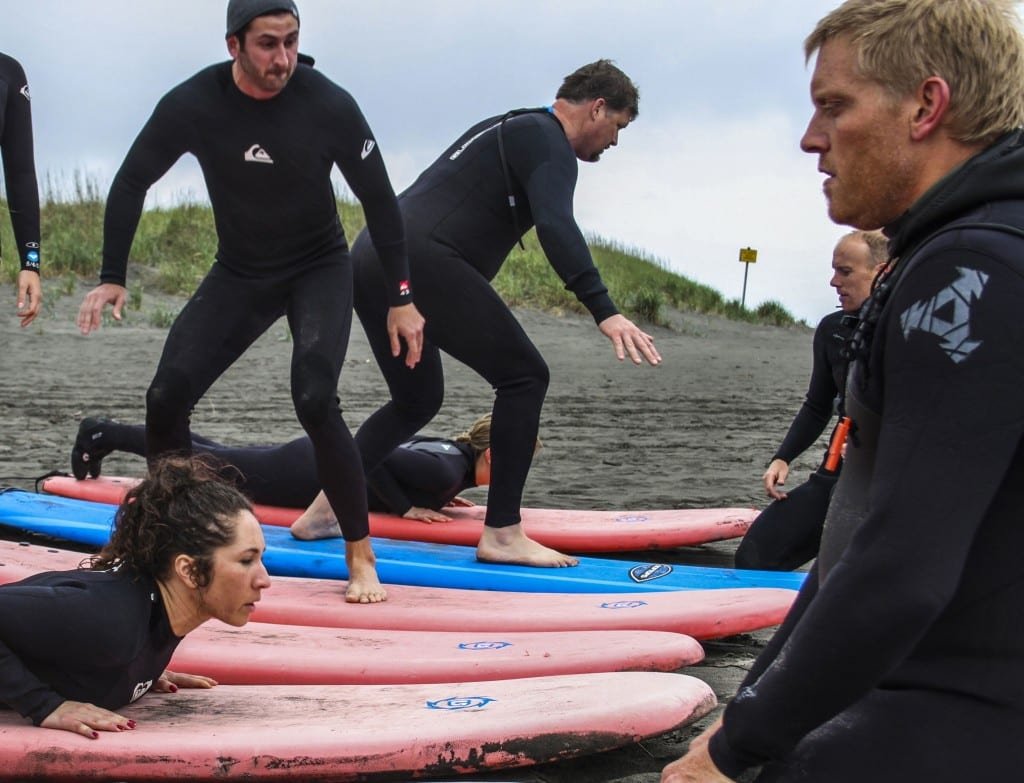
90 456 253 589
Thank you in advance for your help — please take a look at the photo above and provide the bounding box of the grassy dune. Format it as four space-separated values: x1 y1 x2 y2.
2 191 796 328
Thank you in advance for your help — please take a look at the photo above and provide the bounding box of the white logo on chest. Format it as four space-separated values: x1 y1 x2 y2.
244 144 274 164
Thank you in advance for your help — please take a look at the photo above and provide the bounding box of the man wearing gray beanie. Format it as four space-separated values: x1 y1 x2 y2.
76 0 424 605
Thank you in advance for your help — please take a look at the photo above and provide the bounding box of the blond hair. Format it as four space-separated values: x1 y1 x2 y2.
847 230 889 268
806 0 1024 145
454 414 542 456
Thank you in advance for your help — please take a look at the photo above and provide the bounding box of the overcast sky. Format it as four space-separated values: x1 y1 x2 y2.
5 0 848 323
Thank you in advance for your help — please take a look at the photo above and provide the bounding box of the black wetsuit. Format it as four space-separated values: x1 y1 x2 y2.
0 567 178 725
709 131 1024 781
100 61 408 541
84 423 478 514
352 108 618 528
0 52 41 273
735 310 856 570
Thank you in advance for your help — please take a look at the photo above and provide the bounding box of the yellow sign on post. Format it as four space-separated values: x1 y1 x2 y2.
738 247 758 307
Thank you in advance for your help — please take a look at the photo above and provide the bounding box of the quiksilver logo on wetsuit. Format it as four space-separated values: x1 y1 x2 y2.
628 563 673 583
19 84 30 101
130 680 152 703
244 144 274 164
899 266 989 364
449 120 502 161
361 139 376 160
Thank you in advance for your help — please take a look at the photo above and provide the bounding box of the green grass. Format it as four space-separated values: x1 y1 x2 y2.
1 184 797 328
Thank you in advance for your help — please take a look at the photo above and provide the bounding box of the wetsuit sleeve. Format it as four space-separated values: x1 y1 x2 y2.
0 56 41 272
506 119 618 323
772 316 837 464
100 95 191 286
326 88 409 306
0 579 134 724
367 445 467 515
707 246 1024 778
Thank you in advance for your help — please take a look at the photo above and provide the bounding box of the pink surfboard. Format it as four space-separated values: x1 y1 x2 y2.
0 672 716 781
41 475 755 551
0 540 794 640
172 623 705 685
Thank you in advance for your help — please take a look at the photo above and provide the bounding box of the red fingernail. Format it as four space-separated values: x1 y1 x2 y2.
91 731 99 739
127 720 136 728
169 685 178 692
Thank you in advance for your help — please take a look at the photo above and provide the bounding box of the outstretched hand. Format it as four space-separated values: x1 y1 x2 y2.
387 303 425 368
403 506 453 523
77 283 127 335
40 700 136 739
763 458 790 500
598 314 661 365
153 669 218 692
16 270 41 327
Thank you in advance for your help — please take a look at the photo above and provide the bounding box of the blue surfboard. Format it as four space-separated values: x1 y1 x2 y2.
0 490 805 593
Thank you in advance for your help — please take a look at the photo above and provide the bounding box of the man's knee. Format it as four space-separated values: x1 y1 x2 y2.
501 358 550 402
146 372 191 421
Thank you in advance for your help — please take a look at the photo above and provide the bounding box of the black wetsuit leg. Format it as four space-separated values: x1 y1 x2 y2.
205 438 320 507
96 420 321 508
146 255 368 539
754 688 1024 782
145 263 285 458
284 259 367 539
734 469 837 571
354 235 548 528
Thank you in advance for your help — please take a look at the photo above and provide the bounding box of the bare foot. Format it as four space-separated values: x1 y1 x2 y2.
476 524 578 568
290 491 343 540
344 538 387 603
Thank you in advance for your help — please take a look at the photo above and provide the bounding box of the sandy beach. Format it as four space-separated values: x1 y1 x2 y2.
0 281 823 782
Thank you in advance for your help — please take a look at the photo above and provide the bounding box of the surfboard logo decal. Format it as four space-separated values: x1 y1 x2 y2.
629 563 673 583
458 641 512 650
600 600 649 610
427 696 495 711
614 514 650 523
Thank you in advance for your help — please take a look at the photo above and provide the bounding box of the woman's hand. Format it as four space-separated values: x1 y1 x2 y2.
153 669 218 692
40 700 135 739
402 506 453 523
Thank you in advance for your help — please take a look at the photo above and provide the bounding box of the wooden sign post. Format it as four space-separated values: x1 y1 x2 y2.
738 247 758 307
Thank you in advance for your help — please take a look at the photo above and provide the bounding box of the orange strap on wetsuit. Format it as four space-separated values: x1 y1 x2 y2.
824 416 852 472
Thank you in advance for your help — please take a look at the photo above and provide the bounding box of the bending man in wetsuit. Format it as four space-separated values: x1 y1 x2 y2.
291 59 661 568
663 1 1024 781
70 414 501 522
74 0 423 604
735 230 886 570
0 52 42 326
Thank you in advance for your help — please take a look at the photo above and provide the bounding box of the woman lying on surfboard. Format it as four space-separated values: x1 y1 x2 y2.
70 415 518 528
0 457 270 738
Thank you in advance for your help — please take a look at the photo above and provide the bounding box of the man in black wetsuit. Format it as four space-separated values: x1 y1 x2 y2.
74 0 424 603
735 231 886 571
664 1 1024 781
290 60 662 568
0 52 42 326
